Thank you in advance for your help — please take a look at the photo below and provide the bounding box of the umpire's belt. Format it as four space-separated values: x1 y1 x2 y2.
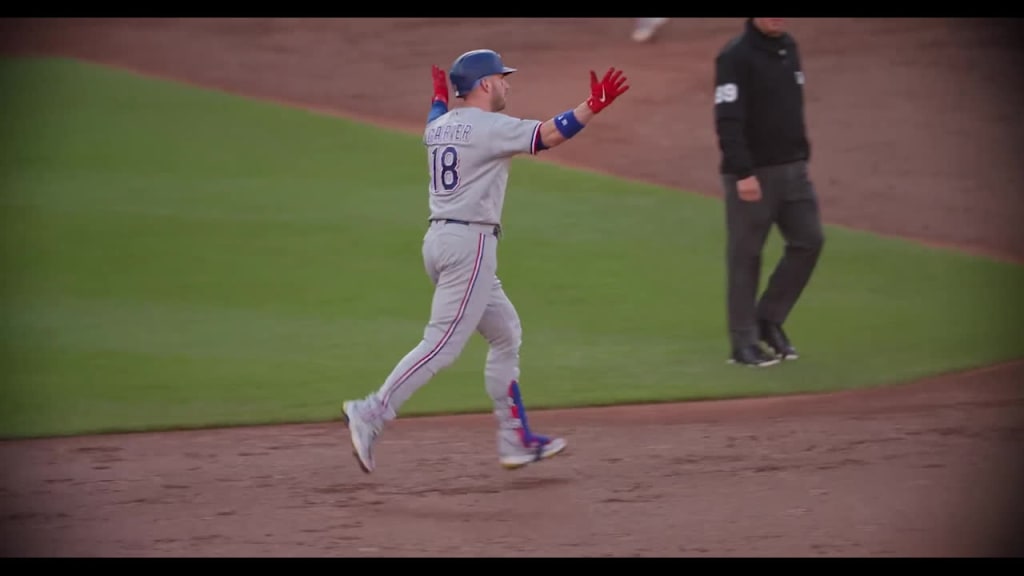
430 218 502 238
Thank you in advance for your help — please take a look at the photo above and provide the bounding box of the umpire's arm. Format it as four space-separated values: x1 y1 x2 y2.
714 49 753 180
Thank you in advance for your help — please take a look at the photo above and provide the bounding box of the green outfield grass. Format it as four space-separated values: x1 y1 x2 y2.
2 57 1022 439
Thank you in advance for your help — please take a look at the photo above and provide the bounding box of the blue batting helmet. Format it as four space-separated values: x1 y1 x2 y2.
448 49 517 98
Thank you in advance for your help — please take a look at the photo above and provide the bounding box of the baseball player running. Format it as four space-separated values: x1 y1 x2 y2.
340 49 630 474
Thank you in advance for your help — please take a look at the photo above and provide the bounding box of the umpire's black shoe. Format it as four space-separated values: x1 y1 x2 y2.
728 344 780 367
759 320 798 360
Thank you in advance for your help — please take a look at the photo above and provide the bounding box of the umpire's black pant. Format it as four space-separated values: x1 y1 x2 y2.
723 160 824 350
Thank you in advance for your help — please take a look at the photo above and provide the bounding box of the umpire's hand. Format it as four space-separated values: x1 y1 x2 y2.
737 175 762 202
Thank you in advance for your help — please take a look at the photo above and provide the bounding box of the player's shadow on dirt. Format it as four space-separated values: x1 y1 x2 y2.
500 475 573 492
309 476 575 522
316 475 572 499
399 474 573 498
374 475 576 522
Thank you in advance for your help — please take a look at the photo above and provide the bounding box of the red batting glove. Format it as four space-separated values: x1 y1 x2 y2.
586 67 630 114
432 65 449 106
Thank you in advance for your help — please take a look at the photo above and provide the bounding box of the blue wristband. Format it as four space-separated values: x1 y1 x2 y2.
427 99 448 124
554 109 584 139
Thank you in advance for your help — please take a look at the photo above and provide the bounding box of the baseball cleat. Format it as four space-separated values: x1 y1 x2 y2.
500 436 568 470
727 344 780 367
499 381 569 469
632 18 669 43
759 320 798 360
341 400 380 474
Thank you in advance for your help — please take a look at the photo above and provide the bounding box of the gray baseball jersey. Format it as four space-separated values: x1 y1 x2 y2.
423 106 542 225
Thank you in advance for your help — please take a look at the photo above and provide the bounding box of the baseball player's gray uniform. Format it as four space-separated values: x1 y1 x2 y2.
341 80 565 473
376 106 544 447
340 49 630 474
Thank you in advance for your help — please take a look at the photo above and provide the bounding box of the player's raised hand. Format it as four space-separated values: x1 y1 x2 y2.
586 67 630 114
432 65 449 105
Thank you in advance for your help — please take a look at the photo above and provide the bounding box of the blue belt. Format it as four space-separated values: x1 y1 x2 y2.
430 218 502 238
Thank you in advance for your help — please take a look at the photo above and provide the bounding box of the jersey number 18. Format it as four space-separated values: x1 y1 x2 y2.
430 145 461 195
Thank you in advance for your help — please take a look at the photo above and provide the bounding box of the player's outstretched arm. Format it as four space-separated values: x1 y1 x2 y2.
534 67 630 151
427 65 449 124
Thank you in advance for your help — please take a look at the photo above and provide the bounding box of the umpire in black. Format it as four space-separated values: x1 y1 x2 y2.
713 17 824 367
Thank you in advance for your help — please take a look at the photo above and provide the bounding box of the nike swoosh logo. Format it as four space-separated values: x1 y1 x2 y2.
599 87 607 103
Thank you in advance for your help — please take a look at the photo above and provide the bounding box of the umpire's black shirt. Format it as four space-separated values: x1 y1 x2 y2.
714 18 810 179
